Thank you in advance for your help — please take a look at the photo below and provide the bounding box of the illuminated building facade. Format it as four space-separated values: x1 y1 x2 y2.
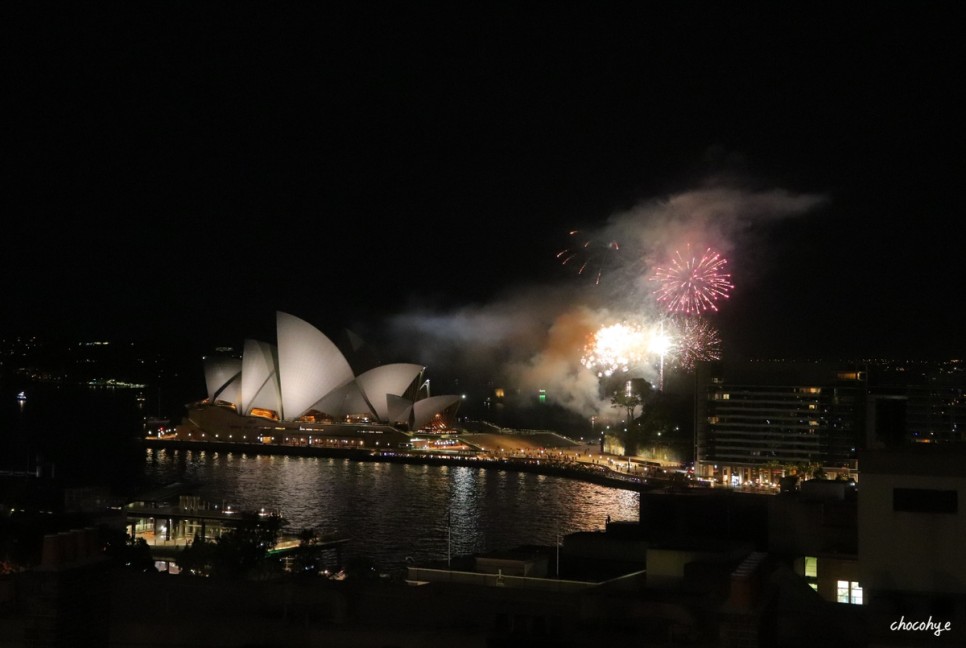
695 359 966 486
695 361 865 485
177 312 461 442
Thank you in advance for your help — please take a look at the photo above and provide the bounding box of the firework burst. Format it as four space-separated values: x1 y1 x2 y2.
556 230 620 285
580 322 647 377
667 317 722 371
650 245 733 314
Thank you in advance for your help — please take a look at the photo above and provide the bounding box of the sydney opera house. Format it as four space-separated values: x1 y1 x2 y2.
175 312 462 448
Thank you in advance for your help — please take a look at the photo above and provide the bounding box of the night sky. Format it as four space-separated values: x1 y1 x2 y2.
5 3 965 378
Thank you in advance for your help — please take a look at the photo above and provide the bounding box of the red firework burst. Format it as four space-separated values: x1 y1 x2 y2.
650 246 733 314
556 230 620 285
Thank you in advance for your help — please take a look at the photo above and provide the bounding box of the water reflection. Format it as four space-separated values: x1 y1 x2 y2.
141 450 639 569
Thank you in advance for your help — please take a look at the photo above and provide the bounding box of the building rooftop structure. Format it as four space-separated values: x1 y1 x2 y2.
858 444 966 645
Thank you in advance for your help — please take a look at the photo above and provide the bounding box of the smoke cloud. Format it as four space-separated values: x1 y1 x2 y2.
387 180 827 421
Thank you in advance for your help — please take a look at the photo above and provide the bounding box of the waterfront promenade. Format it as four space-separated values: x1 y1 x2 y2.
141 435 678 493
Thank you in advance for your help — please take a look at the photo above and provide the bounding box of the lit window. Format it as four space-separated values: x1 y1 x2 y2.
805 556 817 578
836 580 848 603
837 580 863 604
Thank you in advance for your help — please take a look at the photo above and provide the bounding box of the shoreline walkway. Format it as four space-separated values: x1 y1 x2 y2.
141 437 680 493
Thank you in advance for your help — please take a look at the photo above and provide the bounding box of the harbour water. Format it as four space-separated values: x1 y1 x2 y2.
142 446 640 571
3 382 639 572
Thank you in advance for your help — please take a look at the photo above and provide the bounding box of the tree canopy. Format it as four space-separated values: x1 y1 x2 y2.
177 511 284 579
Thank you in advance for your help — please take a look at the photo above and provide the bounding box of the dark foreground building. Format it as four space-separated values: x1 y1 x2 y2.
3 444 965 646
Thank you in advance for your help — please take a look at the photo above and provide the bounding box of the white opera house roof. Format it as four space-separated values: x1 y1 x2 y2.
199 311 460 430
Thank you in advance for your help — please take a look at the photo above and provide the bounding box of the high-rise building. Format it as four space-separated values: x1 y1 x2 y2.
695 359 966 486
695 360 865 485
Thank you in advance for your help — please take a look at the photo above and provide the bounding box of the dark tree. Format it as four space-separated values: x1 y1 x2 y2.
609 378 654 455
177 532 216 576
177 512 285 579
102 531 157 573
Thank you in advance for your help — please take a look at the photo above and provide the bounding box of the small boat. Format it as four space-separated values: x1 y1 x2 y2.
16 391 26 402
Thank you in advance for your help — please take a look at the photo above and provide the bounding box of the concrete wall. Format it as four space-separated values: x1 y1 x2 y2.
859 471 966 594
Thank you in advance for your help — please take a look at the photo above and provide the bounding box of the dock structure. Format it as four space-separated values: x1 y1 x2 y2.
124 482 348 571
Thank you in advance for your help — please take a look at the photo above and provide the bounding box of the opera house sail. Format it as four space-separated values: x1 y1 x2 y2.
177 312 461 448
